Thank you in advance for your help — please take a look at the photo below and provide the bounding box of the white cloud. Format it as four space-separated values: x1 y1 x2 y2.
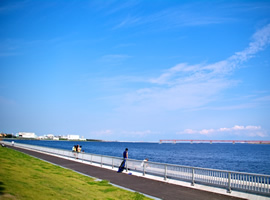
246 125 261 130
179 125 267 138
182 128 216 135
199 129 215 135
229 23 270 63
219 127 230 132
232 125 245 130
183 129 197 134
151 24 270 85
118 23 270 112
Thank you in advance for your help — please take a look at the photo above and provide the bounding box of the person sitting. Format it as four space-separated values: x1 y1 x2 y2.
141 158 149 167
72 145 76 152
77 145 81 153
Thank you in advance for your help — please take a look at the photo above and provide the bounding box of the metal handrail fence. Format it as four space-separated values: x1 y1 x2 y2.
3 141 269 196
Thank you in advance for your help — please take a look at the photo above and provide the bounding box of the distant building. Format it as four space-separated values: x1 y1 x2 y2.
37 135 46 140
46 134 54 139
36 134 84 140
18 132 37 138
67 135 80 140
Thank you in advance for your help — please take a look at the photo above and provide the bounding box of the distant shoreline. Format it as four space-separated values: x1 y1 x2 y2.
2 138 270 144
2 138 103 142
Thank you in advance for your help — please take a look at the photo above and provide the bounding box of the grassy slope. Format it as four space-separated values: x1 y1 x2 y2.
0 147 151 200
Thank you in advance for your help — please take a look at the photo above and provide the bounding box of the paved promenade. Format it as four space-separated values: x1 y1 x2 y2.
7 145 246 200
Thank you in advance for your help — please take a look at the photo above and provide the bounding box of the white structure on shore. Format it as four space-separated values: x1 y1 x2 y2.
19 132 85 141
18 132 37 138
67 135 80 140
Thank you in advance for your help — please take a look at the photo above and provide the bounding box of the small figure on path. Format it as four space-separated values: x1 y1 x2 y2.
118 148 128 173
77 145 81 153
72 145 78 158
141 158 149 167
72 145 76 152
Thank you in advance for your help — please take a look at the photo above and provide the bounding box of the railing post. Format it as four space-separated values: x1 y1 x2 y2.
164 164 167 180
143 161 146 176
227 172 231 193
91 154 92 164
101 156 103 167
112 158 114 169
191 168 195 186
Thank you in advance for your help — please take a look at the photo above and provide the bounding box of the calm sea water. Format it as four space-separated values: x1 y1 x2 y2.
8 140 270 175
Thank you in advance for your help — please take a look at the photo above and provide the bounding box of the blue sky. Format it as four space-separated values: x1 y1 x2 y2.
1 0 270 142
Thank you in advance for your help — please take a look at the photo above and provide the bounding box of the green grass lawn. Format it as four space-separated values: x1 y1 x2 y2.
0 147 152 200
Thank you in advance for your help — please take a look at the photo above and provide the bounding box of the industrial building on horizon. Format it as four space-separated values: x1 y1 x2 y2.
16 132 86 141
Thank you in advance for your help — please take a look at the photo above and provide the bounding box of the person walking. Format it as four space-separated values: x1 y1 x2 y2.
123 148 128 160
118 148 128 173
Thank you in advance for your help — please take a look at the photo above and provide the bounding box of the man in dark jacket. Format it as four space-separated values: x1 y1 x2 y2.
118 148 128 173
123 148 128 160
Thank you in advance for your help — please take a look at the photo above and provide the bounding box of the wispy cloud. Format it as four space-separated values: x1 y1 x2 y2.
111 2 237 30
117 24 270 112
230 23 270 63
144 7 233 28
113 16 142 29
178 125 267 138
151 24 270 85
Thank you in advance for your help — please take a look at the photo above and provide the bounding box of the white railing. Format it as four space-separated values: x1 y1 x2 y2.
3 141 270 196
